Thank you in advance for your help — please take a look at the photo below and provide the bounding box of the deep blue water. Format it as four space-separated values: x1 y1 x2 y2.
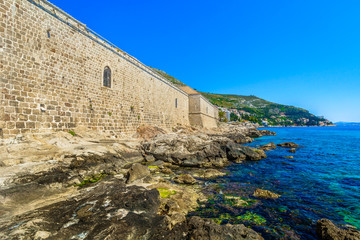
191 126 360 239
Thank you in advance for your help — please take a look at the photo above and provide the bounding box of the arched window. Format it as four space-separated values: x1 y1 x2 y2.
103 66 111 88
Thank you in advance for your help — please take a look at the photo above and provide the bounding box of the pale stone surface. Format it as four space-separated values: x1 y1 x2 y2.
189 94 218 129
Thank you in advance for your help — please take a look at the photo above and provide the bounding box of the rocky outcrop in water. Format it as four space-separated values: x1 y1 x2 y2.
142 134 228 168
247 129 263 138
172 216 265 240
253 189 281 199
288 148 296 153
226 142 267 162
259 129 277 136
316 219 360 240
221 132 254 144
277 142 301 148
259 142 277 151
142 134 267 168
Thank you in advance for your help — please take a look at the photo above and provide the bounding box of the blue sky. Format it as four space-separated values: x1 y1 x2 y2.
50 0 360 122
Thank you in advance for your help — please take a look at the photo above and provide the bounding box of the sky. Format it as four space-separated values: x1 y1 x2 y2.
49 0 360 122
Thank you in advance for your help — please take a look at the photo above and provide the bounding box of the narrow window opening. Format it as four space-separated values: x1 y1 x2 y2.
103 66 111 88
175 98 178 108
47 29 51 38
206 107 208 114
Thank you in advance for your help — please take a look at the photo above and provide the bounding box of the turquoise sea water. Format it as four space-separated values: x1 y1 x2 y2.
191 126 360 239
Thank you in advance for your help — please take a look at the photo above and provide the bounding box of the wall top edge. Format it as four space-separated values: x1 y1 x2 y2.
26 0 188 97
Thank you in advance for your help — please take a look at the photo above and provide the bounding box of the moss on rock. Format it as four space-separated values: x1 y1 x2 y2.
157 188 176 198
236 211 266 225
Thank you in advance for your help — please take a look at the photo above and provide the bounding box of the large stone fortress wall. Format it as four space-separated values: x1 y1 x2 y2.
0 0 190 138
179 86 218 128
188 95 218 129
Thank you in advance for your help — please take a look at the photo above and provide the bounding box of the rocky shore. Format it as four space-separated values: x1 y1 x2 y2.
0 124 358 239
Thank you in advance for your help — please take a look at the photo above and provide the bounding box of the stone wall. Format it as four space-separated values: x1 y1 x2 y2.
0 0 190 138
189 95 218 129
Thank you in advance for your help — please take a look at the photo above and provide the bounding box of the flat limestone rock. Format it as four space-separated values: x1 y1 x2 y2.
0 179 166 240
192 169 227 180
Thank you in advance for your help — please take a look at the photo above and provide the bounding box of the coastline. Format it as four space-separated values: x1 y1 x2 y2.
0 124 358 239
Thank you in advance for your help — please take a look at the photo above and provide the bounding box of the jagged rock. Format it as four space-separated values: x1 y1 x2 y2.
152 216 264 239
173 174 197 185
142 134 229 168
223 133 254 144
183 216 264 240
193 169 227 179
0 128 267 240
152 182 205 217
150 160 165 168
259 142 277 151
316 218 360 240
288 148 296 153
247 129 263 138
126 163 150 183
161 167 174 174
259 129 277 136
226 142 267 162
253 188 281 199
144 154 156 162
143 133 268 168
277 142 300 148
0 175 264 240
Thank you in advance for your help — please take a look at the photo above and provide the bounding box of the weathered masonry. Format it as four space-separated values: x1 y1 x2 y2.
0 0 218 139
179 87 218 128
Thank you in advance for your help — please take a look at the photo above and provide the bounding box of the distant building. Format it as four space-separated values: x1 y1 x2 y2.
226 111 231 121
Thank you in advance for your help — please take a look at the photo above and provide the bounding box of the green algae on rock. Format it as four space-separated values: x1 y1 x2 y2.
157 188 177 198
236 211 267 225
224 195 258 208
75 173 107 187
213 213 233 224
148 165 160 173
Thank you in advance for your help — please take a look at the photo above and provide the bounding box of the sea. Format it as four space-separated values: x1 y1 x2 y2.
190 126 360 239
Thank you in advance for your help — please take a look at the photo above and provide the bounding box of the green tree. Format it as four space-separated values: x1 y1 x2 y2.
219 111 227 122
230 112 239 122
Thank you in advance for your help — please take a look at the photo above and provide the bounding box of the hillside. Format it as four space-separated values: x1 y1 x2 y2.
201 92 333 126
150 67 333 126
